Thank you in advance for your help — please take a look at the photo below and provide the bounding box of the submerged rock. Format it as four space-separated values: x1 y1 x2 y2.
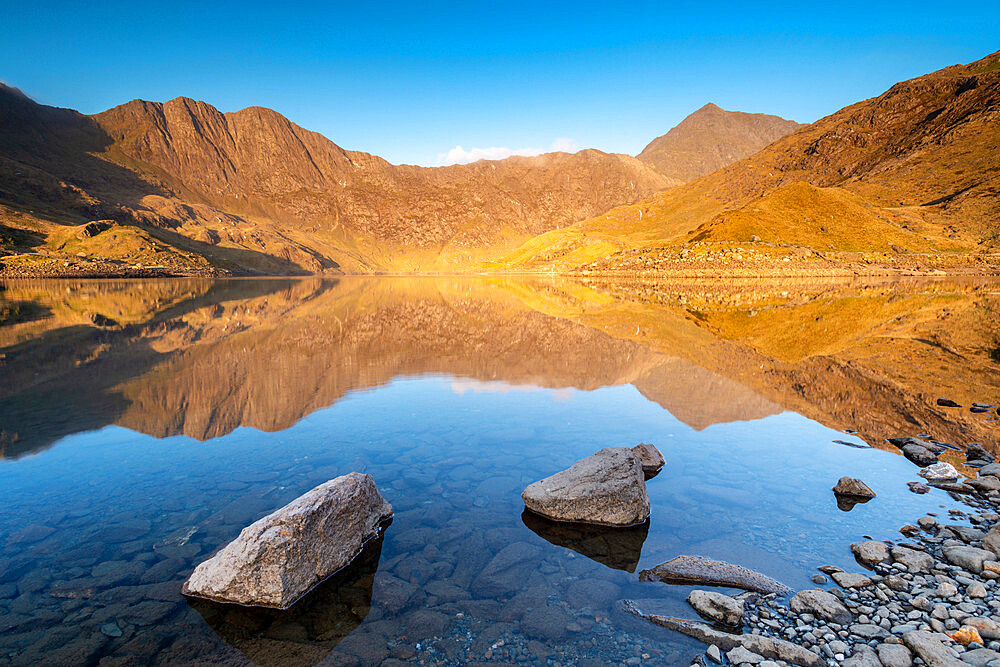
687 589 744 627
521 447 649 527
639 555 791 595
183 473 393 608
620 600 824 667
631 443 665 478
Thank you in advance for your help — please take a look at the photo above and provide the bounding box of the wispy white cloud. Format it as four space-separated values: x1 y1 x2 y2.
437 137 578 165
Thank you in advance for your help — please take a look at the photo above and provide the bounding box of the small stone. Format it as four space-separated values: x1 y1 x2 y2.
706 644 722 663
812 574 828 585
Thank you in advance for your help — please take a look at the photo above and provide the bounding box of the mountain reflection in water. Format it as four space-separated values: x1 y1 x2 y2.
1 276 998 461
1 276 999 665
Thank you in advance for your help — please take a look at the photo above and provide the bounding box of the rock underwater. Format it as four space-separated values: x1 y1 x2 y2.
183 472 393 609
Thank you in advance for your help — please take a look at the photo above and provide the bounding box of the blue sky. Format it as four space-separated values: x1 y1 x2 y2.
2 1 998 166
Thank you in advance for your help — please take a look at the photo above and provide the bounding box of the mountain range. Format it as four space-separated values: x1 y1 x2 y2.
1 49 998 277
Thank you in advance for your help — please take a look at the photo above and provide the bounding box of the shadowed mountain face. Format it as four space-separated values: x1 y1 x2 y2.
637 103 802 183
1 276 997 466
502 51 1000 272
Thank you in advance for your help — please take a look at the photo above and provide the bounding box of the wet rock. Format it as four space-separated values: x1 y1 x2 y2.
631 443 665 477
877 643 913 667
687 590 744 627
812 573 828 584
902 630 963 667
101 622 123 638
620 600 824 667
936 398 962 407
918 462 960 483
908 481 931 494
183 473 393 608
639 555 791 595
851 540 890 567
942 545 994 574
891 545 935 573
789 589 853 625
979 463 1000 478
969 476 1000 493
967 444 993 461
902 444 938 466
833 477 876 498
521 447 649 527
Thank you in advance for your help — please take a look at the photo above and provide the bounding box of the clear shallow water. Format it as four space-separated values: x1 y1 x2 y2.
0 277 997 665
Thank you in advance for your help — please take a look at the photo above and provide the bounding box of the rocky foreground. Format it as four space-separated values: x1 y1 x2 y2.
621 430 1000 667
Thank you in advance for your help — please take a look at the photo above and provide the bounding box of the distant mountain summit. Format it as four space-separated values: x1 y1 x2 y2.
637 103 803 182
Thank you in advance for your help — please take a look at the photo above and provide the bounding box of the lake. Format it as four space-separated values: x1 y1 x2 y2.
0 276 998 665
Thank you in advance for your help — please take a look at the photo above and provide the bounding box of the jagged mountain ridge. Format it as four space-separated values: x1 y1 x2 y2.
637 103 802 182
0 87 676 273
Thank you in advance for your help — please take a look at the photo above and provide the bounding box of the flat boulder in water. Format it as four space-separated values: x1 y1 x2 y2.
521 447 649 527
638 555 791 595
183 472 393 609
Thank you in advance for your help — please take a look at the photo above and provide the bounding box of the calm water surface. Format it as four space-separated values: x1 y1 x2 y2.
0 277 998 666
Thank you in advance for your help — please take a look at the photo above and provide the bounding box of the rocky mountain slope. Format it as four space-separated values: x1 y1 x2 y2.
501 51 1000 274
0 86 673 275
637 103 802 182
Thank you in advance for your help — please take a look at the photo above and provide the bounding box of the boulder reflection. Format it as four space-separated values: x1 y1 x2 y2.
521 509 649 572
187 532 384 667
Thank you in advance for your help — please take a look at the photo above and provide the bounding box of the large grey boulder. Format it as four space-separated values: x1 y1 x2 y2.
687 589 744 627
521 447 649 527
183 473 392 608
789 589 853 625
